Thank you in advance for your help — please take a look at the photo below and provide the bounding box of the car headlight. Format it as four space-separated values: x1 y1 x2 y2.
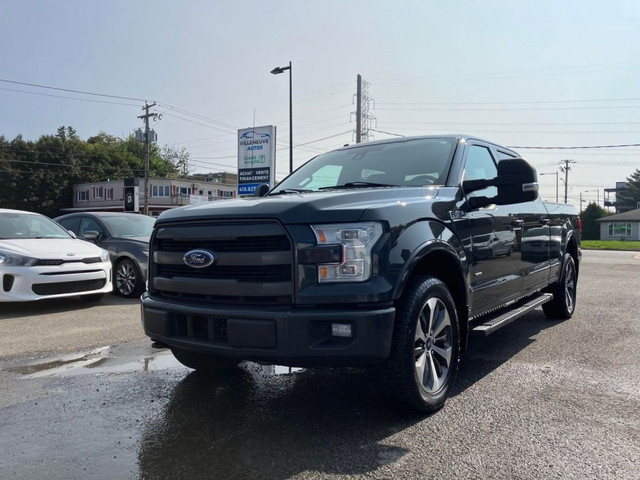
311 222 383 283
0 250 39 266
99 249 110 262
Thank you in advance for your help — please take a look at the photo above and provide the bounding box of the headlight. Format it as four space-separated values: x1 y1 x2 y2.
99 249 110 262
311 222 383 283
0 250 38 266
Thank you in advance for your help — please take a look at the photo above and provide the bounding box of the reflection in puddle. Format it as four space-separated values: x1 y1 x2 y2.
260 364 304 375
4 347 303 379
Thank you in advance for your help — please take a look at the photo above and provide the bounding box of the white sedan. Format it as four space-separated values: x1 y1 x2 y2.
0 209 112 302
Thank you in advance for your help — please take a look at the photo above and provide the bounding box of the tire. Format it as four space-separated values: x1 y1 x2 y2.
384 275 460 413
114 258 143 298
543 253 577 319
171 347 240 373
81 293 104 302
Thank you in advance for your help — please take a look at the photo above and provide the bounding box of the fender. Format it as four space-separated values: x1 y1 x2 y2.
389 219 469 300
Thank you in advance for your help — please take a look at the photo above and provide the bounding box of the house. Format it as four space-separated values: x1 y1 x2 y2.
596 208 640 241
61 173 237 216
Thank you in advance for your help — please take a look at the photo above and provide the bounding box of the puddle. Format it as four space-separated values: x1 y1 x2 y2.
4 347 304 379
5 347 181 378
260 365 304 375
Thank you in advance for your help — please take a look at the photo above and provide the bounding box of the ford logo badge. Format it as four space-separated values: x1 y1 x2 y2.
183 249 216 269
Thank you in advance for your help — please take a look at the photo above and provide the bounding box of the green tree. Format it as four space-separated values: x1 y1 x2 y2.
580 202 609 240
0 126 184 216
161 145 190 178
617 169 640 212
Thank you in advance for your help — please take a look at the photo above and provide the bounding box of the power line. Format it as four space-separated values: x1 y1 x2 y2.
508 143 640 149
376 97 640 106
0 87 140 107
0 78 148 102
376 105 640 112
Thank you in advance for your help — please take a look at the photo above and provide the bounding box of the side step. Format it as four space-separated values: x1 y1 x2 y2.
470 293 553 336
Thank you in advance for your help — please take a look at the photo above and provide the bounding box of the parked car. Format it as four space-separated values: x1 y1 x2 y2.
0 208 112 302
55 212 155 298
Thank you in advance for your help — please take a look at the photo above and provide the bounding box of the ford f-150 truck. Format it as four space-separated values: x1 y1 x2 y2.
141 135 581 412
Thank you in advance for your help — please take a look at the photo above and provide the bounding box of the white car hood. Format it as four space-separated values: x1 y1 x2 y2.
0 238 104 259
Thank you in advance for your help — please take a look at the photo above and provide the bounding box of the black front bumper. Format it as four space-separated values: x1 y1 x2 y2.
141 293 395 367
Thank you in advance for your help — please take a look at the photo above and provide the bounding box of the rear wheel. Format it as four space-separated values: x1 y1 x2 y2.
114 258 143 298
384 275 460 412
543 253 577 319
171 347 240 373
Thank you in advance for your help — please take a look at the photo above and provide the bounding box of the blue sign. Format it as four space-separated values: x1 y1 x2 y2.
238 183 260 195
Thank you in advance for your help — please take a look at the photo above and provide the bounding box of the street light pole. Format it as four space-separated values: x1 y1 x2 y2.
539 171 560 203
271 61 293 174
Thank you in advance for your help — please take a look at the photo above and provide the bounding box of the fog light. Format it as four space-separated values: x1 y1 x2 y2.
331 323 353 338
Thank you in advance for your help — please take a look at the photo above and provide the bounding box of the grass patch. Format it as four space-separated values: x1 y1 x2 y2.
581 240 640 251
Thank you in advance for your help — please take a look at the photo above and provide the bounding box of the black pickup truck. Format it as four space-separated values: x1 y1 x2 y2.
141 135 581 412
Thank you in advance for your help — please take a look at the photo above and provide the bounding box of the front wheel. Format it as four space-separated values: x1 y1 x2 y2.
114 258 143 298
543 253 577 319
384 275 460 412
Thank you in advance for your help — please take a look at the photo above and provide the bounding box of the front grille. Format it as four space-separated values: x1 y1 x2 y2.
157 236 289 252
157 264 291 281
151 220 293 305
169 314 228 344
32 279 106 296
34 257 102 266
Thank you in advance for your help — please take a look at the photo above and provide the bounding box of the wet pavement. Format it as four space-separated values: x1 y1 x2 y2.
0 250 639 479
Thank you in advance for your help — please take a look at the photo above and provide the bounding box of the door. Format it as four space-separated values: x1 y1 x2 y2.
458 143 523 315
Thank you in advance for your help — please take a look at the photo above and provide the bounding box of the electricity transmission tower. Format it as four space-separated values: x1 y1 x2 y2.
353 74 376 143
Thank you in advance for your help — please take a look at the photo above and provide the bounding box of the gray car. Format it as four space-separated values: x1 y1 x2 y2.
55 212 155 297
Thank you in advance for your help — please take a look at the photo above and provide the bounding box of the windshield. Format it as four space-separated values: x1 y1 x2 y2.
102 215 156 238
0 211 72 239
272 138 456 194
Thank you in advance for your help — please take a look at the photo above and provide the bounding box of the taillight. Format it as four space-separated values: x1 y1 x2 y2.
577 217 582 240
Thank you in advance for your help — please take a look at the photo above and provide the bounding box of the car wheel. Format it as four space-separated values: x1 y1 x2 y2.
543 253 577 319
81 293 104 302
384 275 460 412
114 258 143 298
171 347 241 373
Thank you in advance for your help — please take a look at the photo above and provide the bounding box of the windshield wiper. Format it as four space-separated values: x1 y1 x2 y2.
271 188 313 195
319 181 396 190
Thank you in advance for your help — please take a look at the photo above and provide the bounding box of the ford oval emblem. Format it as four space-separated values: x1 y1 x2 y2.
183 249 216 269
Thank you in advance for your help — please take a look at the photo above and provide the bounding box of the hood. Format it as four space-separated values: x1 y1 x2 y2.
0 238 105 259
156 187 441 225
114 236 150 244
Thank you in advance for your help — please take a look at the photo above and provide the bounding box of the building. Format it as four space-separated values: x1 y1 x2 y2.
63 173 237 215
596 208 640 241
603 182 637 214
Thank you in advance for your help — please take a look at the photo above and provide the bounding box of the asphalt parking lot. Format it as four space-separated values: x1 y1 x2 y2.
0 250 638 479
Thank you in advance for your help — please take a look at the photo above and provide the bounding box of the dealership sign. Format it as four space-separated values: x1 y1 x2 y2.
237 125 276 195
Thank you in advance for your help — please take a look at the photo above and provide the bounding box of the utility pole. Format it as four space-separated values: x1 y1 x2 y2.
138 102 158 215
560 159 575 204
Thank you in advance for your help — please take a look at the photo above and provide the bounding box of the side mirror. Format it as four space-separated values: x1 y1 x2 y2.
494 158 538 205
462 158 538 208
253 184 270 197
83 230 101 241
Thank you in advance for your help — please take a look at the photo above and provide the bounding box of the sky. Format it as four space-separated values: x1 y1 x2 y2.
1 0 639 208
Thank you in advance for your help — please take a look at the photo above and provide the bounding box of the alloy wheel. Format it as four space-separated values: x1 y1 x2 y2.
414 297 453 394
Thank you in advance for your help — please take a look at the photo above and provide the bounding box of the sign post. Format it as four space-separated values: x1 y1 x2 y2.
237 126 276 196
